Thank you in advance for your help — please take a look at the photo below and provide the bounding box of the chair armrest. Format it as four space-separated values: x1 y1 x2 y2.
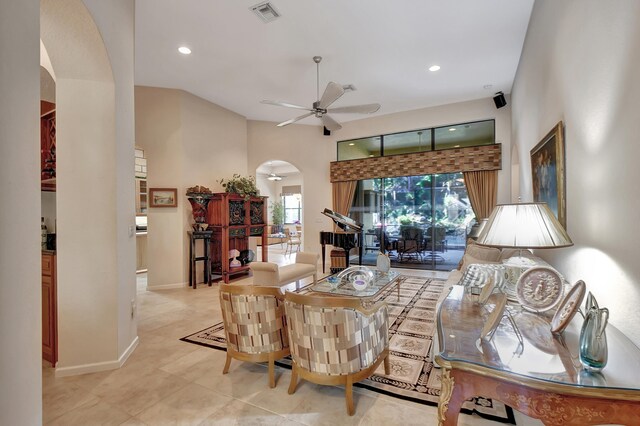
249 262 280 286
295 251 319 266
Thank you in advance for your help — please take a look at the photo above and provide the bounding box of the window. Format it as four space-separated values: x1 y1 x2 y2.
350 173 474 271
336 119 495 161
337 136 381 161
283 194 301 224
281 185 302 224
434 120 494 150
383 129 431 156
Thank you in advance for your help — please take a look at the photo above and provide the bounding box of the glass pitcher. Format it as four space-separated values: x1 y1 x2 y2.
579 292 609 372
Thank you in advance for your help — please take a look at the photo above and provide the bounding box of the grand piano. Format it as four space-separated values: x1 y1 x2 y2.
319 208 364 273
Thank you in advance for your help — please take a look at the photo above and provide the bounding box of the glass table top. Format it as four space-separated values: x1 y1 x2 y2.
437 285 640 392
310 270 400 298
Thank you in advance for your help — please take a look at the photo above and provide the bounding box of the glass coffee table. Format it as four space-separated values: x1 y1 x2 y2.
435 285 640 425
301 270 402 301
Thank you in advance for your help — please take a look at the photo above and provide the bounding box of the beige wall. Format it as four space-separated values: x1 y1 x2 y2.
248 97 512 258
135 87 248 288
512 0 640 344
40 0 138 374
0 0 42 422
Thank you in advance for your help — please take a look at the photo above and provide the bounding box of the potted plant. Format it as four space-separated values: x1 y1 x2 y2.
217 174 259 199
271 201 284 234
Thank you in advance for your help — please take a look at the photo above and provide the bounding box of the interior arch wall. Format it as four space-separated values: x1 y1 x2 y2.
40 0 137 374
0 1 42 423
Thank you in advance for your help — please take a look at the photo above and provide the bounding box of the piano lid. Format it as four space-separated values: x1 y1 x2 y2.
321 208 363 232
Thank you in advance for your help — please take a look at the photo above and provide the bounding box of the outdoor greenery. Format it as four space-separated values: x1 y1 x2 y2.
371 173 474 233
270 201 285 226
217 174 259 199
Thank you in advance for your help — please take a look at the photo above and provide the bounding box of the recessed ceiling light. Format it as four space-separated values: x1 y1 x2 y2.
349 143 355 146
454 145 460 148
178 46 191 55
449 128 456 132
369 154 374 157
428 65 441 72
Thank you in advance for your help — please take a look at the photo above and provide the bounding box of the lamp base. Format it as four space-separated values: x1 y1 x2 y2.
503 255 537 268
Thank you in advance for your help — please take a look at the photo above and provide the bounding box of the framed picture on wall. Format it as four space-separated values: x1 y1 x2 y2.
149 188 178 208
530 121 566 228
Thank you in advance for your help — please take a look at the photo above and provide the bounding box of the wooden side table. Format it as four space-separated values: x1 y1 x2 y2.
188 230 213 289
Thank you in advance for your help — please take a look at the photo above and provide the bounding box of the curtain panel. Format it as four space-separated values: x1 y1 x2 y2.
463 170 498 220
332 181 357 232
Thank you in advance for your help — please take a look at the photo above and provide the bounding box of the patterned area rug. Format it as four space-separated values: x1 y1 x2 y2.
181 276 515 424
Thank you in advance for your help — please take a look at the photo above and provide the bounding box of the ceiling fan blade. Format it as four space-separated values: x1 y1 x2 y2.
321 114 342 132
318 82 345 109
327 103 381 114
277 112 314 127
261 100 312 111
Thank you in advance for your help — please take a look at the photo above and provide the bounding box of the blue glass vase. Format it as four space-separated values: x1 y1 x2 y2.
579 293 609 372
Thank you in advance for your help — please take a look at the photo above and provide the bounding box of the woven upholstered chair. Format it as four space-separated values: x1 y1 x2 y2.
219 284 290 388
284 292 390 415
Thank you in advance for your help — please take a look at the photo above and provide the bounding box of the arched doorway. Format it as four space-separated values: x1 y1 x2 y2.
256 161 303 262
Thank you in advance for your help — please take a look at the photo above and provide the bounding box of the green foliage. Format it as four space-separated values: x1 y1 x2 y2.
270 201 284 226
217 174 259 199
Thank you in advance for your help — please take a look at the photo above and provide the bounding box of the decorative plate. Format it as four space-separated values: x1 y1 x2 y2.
550 280 586 334
481 294 507 341
516 266 564 312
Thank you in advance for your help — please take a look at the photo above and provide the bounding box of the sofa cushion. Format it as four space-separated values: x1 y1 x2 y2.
279 264 316 284
460 253 501 272
465 240 502 262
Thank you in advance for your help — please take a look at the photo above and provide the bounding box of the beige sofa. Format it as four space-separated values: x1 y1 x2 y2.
250 252 319 289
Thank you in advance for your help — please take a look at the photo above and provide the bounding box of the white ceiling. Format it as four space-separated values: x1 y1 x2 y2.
135 0 534 127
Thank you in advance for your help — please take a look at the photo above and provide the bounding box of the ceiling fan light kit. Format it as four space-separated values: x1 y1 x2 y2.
261 56 381 132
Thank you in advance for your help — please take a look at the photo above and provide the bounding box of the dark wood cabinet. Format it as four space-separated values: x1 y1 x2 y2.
41 101 56 192
207 193 268 283
42 252 57 366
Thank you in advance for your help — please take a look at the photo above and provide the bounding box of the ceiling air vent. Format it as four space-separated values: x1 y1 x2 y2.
250 2 281 23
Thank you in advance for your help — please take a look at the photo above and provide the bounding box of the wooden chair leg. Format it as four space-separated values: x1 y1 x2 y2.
288 363 298 394
345 375 355 416
384 353 391 375
222 352 232 374
268 353 276 388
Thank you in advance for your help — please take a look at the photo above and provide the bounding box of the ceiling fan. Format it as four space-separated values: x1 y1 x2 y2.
261 56 381 131
266 172 284 181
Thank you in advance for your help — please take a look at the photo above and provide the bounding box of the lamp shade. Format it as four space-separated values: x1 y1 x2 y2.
476 203 572 249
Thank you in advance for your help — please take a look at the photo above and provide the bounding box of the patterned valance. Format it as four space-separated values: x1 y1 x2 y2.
330 144 501 183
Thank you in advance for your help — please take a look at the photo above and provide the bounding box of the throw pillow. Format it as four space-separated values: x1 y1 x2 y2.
458 263 505 291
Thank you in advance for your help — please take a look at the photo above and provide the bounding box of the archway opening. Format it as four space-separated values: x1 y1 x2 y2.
256 160 303 263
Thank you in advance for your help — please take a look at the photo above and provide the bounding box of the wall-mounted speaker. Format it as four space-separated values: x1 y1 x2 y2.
323 126 331 136
493 92 507 109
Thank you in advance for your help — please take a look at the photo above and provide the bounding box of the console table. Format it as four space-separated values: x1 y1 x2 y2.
435 285 640 425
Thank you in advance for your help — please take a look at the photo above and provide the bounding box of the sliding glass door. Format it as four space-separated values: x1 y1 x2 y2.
350 172 474 270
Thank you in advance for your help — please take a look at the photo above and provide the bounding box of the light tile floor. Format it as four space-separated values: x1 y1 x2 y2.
43 247 541 425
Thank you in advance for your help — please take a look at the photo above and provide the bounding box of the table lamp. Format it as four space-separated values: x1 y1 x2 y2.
475 202 573 267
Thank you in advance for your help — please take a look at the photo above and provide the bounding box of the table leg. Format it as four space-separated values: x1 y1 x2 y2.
438 368 463 426
189 238 194 288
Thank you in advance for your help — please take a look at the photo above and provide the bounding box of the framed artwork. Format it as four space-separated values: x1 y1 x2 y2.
531 121 566 228
149 188 177 207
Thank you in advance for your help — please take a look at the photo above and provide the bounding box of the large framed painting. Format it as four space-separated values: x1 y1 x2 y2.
530 121 566 228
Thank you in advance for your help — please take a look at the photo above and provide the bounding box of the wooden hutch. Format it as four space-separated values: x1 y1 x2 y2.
207 193 268 283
